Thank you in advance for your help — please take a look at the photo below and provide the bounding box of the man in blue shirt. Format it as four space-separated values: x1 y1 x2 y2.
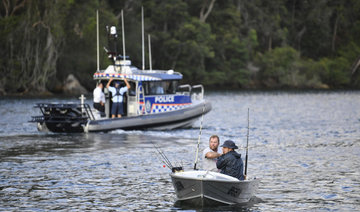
106 77 131 118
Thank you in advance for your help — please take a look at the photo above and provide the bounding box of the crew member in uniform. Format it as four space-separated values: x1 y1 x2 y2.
106 77 131 118
93 82 105 116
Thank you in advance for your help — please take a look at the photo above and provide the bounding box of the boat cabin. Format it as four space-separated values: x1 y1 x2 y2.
93 60 204 119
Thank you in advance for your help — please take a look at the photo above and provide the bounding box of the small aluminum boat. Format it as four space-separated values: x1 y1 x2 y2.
170 170 259 206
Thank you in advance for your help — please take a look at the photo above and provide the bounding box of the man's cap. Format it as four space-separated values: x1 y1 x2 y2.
220 140 238 149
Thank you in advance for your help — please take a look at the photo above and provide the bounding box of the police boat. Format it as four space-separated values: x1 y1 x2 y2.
30 10 211 133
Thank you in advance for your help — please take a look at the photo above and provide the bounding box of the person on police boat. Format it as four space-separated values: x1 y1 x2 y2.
106 77 130 118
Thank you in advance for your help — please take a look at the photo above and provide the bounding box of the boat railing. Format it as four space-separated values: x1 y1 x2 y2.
30 103 95 123
191 85 204 101
177 84 191 95
82 104 96 120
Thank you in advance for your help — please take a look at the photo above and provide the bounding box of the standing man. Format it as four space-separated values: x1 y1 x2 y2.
106 77 131 118
93 82 105 114
216 140 245 180
202 135 222 172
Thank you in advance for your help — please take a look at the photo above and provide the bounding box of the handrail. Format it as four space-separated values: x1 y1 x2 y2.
33 103 95 121
83 104 95 120
177 84 191 93
191 84 204 100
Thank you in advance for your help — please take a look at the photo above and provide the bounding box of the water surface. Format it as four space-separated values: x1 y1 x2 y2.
0 91 359 211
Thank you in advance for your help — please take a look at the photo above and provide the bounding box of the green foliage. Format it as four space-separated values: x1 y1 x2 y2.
2 0 360 94
255 46 329 88
256 46 298 87
316 57 350 88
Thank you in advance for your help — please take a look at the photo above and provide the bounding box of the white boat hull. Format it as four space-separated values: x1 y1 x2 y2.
170 170 259 205
85 100 211 132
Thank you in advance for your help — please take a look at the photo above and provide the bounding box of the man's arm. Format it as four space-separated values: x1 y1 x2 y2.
100 93 105 106
205 151 221 159
106 77 113 89
124 78 130 89
216 154 225 169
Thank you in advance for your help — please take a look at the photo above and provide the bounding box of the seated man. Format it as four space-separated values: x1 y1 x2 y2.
216 140 245 180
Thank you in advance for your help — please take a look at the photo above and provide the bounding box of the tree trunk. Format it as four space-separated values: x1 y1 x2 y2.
332 14 339 53
351 56 360 76
200 0 216 23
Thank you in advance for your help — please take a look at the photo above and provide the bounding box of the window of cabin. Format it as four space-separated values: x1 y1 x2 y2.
144 81 178 95
128 81 136 96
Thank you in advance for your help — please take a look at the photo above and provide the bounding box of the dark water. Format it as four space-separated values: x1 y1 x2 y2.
1 91 359 211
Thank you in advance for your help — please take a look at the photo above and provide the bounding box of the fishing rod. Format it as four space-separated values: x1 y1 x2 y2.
151 141 184 172
244 108 250 179
151 141 173 170
193 103 206 170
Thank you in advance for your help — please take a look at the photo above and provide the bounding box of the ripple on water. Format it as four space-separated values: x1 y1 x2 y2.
1 92 360 211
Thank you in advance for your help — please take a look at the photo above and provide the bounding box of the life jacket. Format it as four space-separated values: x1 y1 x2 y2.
112 87 123 102
115 87 121 97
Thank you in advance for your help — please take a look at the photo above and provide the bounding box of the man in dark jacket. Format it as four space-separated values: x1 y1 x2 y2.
216 140 245 180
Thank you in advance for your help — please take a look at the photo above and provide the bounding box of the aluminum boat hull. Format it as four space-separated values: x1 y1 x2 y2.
170 170 259 206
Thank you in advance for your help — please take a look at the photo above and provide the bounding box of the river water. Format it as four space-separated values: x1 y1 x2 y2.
0 91 359 211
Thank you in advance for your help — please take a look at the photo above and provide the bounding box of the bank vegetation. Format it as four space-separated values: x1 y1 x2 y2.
1 0 360 95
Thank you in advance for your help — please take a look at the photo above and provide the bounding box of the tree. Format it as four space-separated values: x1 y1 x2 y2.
0 0 66 94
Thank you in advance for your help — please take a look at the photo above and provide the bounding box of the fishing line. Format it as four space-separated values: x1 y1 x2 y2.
153 150 172 169
156 146 173 169
193 103 206 170
151 141 174 169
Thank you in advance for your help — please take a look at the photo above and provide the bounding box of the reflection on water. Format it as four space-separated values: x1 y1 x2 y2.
0 91 360 211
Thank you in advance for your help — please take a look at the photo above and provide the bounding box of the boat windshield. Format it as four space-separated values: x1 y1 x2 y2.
144 81 178 95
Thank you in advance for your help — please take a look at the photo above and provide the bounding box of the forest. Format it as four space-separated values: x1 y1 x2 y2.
1 0 360 95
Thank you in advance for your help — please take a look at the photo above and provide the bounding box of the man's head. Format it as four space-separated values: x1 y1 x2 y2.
220 140 238 154
114 81 120 88
209 135 220 151
98 83 103 89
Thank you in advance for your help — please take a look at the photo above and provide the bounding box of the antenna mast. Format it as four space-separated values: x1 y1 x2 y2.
148 34 152 71
96 10 100 72
141 7 145 70
121 10 126 62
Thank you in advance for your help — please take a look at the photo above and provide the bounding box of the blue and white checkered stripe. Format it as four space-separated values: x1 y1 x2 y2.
94 73 161 81
150 104 191 113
